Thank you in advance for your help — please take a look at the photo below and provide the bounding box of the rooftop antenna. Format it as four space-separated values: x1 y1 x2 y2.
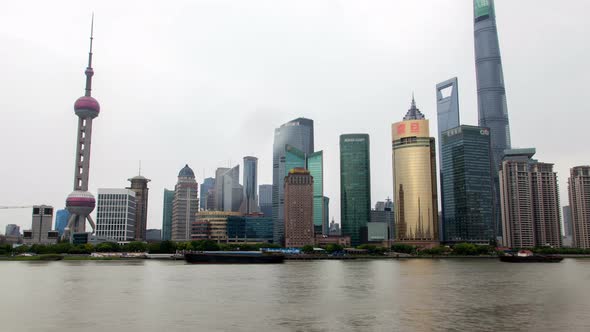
84 13 95 97
139 160 142 176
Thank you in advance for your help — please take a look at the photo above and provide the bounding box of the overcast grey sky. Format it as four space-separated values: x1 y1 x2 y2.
1 0 589 233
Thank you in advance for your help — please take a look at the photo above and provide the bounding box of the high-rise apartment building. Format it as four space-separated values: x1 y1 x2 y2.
127 175 150 241
441 125 495 244
96 189 136 243
273 118 314 244
530 163 562 247
200 177 215 211
54 209 70 236
340 134 371 246
259 184 273 217
392 98 439 247
240 156 259 214
569 166 590 249
284 168 314 248
171 165 199 241
499 149 562 248
162 189 174 241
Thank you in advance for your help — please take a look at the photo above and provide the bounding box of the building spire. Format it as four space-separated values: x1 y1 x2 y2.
403 92 425 121
84 13 95 97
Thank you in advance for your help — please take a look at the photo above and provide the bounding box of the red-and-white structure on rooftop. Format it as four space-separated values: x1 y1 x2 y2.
64 16 101 239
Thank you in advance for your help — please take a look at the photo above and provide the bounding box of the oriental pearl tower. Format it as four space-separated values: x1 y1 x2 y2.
63 17 100 240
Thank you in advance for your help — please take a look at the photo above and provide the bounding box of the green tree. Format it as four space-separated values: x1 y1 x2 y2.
30 244 50 254
176 242 191 251
191 240 220 251
159 240 177 253
0 244 12 255
49 242 73 254
95 242 120 252
124 241 148 252
391 244 416 254
68 244 93 254
13 245 31 254
325 244 344 253
452 243 478 256
301 245 314 254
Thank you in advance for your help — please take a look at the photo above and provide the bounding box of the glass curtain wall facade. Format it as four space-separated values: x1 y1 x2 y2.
441 125 494 244
162 189 174 241
259 184 273 217
307 151 324 234
226 216 274 243
474 0 512 238
200 178 215 210
285 145 324 235
241 156 259 214
340 134 371 246
55 209 70 236
272 118 314 245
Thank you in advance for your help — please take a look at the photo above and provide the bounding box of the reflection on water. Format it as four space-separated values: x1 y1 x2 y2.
0 259 589 331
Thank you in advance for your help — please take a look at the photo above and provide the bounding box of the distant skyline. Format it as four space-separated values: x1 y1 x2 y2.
1 1 589 232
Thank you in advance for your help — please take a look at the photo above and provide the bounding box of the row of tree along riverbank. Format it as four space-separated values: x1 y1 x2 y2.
2 241 590 259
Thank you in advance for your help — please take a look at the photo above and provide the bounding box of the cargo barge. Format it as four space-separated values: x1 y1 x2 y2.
184 251 285 264
499 250 563 263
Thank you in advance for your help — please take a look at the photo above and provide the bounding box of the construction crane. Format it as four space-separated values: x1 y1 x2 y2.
0 206 33 209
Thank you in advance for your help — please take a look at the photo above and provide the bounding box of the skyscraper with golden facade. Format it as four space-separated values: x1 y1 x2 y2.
392 97 439 247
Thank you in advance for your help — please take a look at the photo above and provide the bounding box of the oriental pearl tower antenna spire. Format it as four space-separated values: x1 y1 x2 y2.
63 15 101 241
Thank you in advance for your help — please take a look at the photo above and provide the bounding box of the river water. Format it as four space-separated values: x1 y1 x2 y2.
1 258 589 332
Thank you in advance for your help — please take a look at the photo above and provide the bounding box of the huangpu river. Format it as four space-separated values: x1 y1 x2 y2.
1 258 589 331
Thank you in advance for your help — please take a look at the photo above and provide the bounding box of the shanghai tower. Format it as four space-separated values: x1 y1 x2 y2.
474 0 511 166
63 17 100 239
474 0 511 237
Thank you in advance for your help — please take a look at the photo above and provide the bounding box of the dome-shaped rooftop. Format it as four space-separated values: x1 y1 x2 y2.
129 175 151 182
74 96 100 117
178 164 195 178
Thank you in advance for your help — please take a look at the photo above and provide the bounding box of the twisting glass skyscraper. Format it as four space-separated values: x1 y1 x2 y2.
474 0 511 238
340 134 371 246
474 0 511 163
